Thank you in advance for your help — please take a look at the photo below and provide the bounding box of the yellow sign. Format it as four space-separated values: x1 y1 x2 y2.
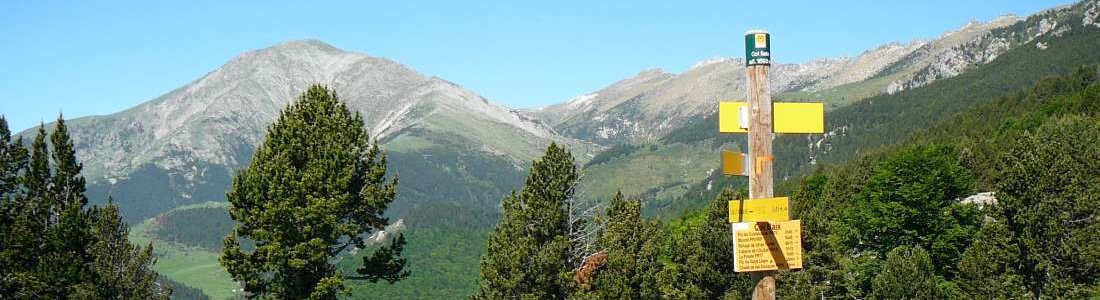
721 150 746 176
718 102 748 133
774 102 825 133
733 220 803 272
719 101 825 134
728 197 789 223
754 33 768 48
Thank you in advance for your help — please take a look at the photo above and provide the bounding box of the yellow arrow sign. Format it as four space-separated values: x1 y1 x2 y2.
774 102 825 133
718 101 825 133
728 197 789 223
721 150 747 176
733 220 803 272
718 102 749 133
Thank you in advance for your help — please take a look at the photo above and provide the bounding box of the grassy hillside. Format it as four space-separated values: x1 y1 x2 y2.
578 142 722 211
129 202 238 300
132 200 504 300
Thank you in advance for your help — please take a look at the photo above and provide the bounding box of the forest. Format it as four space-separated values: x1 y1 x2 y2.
470 66 1100 299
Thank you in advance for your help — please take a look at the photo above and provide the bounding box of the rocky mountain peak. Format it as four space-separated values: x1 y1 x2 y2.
32 39 595 184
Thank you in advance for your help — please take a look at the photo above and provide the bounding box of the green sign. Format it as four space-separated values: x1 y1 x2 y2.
745 30 770 66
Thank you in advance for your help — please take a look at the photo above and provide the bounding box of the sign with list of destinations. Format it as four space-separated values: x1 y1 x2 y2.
733 220 803 272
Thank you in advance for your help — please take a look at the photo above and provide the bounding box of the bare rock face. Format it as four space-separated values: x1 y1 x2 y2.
1084 0 1100 27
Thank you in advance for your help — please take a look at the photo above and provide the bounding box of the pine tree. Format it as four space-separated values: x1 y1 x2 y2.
474 142 578 300
49 115 87 209
958 115 1100 299
83 200 170 299
0 116 31 296
957 219 1029 299
220 85 407 299
870 246 944 300
0 115 27 199
573 191 663 300
1 115 170 299
1 124 54 297
658 188 751 299
38 116 97 297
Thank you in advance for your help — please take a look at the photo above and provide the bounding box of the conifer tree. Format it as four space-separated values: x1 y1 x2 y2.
83 200 168 299
38 116 97 296
957 220 1029 299
220 85 407 299
49 116 87 209
870 246 943 300
0 116 27 199
474 142 578 300
0 115 169 299
658 188 751 299
2 124 55 297
0 116 30 296
573 191 663 300
958 116 1100 299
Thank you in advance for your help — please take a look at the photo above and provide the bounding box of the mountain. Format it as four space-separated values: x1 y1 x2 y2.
794 0 1100 178
21 40 600 222
563 0 1100 218
529 13 1032 145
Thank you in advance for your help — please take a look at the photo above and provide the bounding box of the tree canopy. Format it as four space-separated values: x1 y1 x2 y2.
220 85 408 299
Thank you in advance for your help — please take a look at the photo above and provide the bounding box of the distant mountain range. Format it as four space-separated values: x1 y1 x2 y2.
22 39 601 222
24 2 1097 222
527 12 1065 145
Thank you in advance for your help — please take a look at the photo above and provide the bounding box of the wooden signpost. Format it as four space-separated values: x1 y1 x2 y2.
718 29 825 300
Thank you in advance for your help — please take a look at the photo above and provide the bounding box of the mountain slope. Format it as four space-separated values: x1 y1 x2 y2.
22 40 599 222
793 0 1100 179
532 11 1037 145
573 0 1100 219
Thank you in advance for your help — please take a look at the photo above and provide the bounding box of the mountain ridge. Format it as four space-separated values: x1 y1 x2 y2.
19 39 601 223
529 11 1039 145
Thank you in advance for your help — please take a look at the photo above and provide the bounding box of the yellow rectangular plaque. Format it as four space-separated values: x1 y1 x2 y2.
773 102 825 133
721 150 746 176
718 101 748 133
728 197 789 223
721 101 824 134
733 220 803 272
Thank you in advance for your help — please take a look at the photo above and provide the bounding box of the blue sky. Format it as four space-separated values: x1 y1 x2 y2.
0 0 1074 131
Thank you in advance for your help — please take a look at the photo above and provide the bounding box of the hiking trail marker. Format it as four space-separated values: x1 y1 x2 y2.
720 29 824 300
728 197 790 223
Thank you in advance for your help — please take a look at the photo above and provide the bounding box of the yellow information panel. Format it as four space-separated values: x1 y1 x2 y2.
728 197 789 223
718 101 748 133
773 102 825 133
733 220 803 272
720 101 825 134
721 150 746 176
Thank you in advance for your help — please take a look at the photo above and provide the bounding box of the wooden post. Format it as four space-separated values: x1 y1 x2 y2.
745 29 776 300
